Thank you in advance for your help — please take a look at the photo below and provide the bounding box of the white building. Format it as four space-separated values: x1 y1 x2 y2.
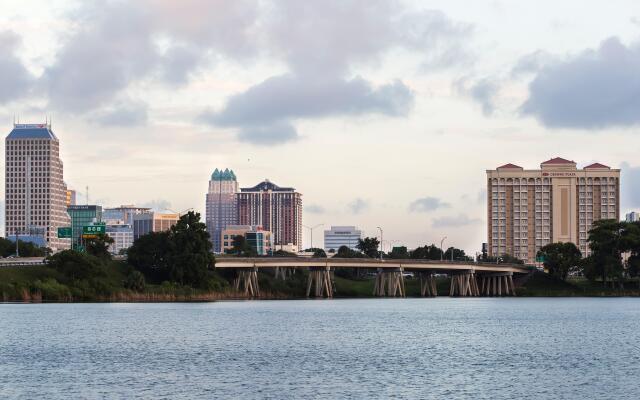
5 123 70 251
324 226 362 252
626 212 639 222
106 224 134 254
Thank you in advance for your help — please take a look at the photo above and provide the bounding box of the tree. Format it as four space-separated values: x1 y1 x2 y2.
357 237 380 258
537 242 582 280
84 233 114 259
127 232 171 282
229 235 256 257
586 219 625 287
410 244 442 260
388 246 409 259
167 211 214 286
124 270 146 291
47 250 103 282
336 245 364 258
443 247 472 261
0 237 47 257
313 248 327 258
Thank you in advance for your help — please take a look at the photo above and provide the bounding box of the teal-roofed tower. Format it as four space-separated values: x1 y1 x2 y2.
206 168 239 253
5 123 71 251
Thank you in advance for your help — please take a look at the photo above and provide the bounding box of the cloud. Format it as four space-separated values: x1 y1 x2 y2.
92 100 148 127
432 214 481 228
456 77 499 116
236 122 298 146
202 74 414 143
305 204 326 214
409 197 450 212
347 198 370 215
621 162 640 210
521 37 640 129
511 50 554 77
140 199 173 212
0 31 34 104
476 188 487 204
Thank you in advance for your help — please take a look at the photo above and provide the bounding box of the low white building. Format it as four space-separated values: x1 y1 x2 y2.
106 224 134 255
324 226 362 252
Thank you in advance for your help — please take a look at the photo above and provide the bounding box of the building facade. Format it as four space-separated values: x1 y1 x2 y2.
237 180 302 249
103 205 151 225
132 212 179 239
487 158 620 263
324 226 362 251
67 205 102 250
626 212 639 223
65 188 76 206
105 223 134 254
220 225 272 255
206 168 239 253
5 123 70 251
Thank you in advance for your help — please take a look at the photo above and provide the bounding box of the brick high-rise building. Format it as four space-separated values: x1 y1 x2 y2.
5 123 70 251
487 157 620 263
236 180 302 249
206 168 239 253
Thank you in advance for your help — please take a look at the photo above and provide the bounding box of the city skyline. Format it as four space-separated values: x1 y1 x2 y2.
1 1 640 254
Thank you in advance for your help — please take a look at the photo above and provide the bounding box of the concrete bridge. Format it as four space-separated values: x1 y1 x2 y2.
215 257 531 298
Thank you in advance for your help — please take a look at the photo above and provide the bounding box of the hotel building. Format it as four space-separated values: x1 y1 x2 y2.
487 157 620 263
236 179 302 249
5 123 71 251
206 168 239 253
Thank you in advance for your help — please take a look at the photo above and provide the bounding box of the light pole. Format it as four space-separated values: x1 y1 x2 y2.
377 226 383 260
440 236 447 261
302 223 324 250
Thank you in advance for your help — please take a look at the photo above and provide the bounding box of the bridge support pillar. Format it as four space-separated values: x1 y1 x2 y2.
479 272 515 296
234 267 260 297
307 266 333 298
275 267 294 281
419 272 437 297
373 268 406 297
449 271 479 297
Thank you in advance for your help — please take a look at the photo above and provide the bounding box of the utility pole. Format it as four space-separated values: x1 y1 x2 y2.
302 224 324 250
377 226 383 260
440 236 447 261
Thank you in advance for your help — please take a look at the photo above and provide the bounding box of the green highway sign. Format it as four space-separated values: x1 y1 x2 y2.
83 225 106 235
57 227 72 238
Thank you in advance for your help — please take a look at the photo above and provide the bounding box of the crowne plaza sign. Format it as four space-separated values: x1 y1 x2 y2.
542 172 576 177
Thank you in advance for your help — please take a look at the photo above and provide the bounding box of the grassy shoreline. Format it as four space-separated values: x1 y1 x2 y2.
2 265 640 302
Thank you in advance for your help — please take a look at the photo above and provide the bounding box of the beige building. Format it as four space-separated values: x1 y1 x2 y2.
221 225 272 255
487 157 620 263
132 212 179 239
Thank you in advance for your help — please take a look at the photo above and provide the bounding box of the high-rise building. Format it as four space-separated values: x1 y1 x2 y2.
65 188 76 206
5 123 70 251
487 157 620 263
103 205 151 225
67 205 102 250
132 212 179 239
206 168 239 253
324 226 362 251
626 212 639 223
237 179 302 249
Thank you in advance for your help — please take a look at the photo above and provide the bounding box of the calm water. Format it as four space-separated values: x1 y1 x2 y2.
1 298 640 399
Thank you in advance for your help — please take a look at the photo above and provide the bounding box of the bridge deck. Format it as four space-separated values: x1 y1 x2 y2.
215 257 529 274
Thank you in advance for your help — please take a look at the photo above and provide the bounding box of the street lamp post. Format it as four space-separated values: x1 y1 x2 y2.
440 236 447 261
377 226 383 260
302 224 324 250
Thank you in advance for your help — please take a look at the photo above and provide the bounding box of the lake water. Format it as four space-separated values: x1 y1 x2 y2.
1 298 640 399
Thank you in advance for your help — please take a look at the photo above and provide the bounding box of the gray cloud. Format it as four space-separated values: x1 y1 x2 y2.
432 214 481 228
347 198 370 215
521 37 640 129
511 50 554 77
236 122 298 146
0 31 34 104
305 204 326 214
456 77 499 116
92 100 148 127
409 197 450 212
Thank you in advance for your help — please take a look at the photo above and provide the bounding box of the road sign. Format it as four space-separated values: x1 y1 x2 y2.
82 225 106 235
57 227 72 238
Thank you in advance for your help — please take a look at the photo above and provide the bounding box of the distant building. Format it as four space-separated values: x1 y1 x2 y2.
487 157 620 263
5 123 71 251
67 205 102 250
221 225 272 255
132 212 179 239
324 226 362 251
206 168 239 253
237 179 302 249
626 212 639 223
105 224 134 254
66 188 76 206
103 205 151 225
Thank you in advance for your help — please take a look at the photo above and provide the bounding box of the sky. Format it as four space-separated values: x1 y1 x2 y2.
1 0 640 253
